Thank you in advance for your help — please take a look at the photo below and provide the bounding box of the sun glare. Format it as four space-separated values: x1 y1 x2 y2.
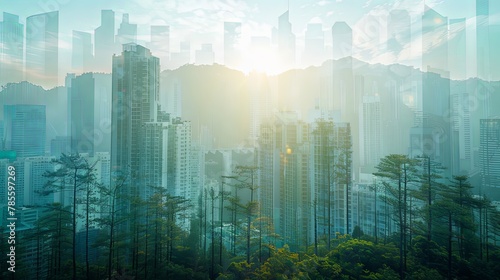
239 47 281 76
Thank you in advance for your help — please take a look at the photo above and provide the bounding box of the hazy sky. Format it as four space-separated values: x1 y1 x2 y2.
2 0 498 75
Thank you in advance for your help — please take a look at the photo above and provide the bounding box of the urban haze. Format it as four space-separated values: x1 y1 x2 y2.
1 0 500 279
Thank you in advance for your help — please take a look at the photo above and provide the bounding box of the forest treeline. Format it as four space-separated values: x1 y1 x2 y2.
1 153 500 280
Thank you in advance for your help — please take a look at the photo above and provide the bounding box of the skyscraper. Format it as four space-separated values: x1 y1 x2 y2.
360 96 382 170
25 11 59 88
71 30 93 74
480 118 500 189
476 0 490 80
310 120 352 237
448 18 467 80
94 10 115 72
449 18 470 172
331 22 352 60
166 118 192 199
277 11 296 70
3 105 46 157
0 12 24 85
419 6 454 176
111 43 159 200
413 71 453 176
224 22 241 69
257 111 310 250
69 73 112 155
451 91 472 172
422 6 448 73
476 0 493 123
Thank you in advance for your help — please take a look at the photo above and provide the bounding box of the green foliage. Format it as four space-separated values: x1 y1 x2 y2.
26 153 500 280
409 236 447 273
329 239 399 279
223 261 255 280
406 267 443 280
253 245 300 279
296 254 343 279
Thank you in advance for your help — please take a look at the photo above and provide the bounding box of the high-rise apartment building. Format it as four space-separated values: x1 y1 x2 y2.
257 111 310 250
360 96 382 170
111 43 160 202
141 121 169 199
310 120 352 236
23 156 55 206
480 118 500 189
166 118 192 199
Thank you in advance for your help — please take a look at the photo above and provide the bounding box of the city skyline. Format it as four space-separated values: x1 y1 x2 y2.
2 0 500 80
2 1 500 279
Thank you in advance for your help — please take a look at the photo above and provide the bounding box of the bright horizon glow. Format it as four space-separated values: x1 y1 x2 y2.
0 0 497 82
239 46 281 76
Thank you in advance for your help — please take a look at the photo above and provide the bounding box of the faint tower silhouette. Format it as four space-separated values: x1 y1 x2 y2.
150 25 169 70
0 12 24 85
116 13 137 46
94 10 115 72
224 22 241 69
25 11 59 88
169 41 191 69
195 44 215 65
476 0 490 80
276 10 296 70
448 18 467 80
69 73 112 155
422 5 448 73
303 23 325 67
387 9 411 61
331 21 352 60
71 30 93 74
